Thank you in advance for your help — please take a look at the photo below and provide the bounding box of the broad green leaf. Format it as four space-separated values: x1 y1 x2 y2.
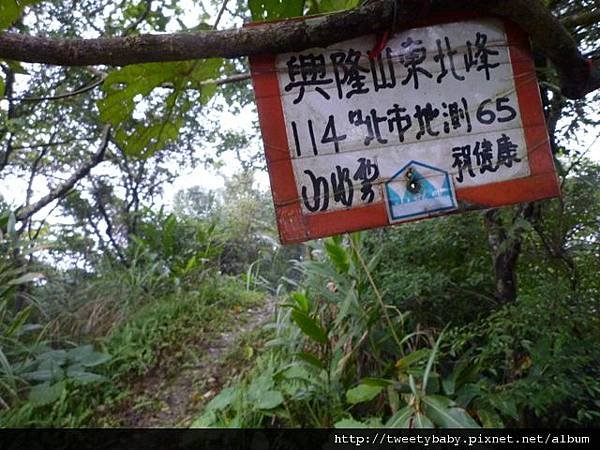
36 349 67 365
442 375 456 396
67 345 111 367
422 395 480 428
279 364 311 381
28 381 66 407
65 365 106 384
290 291 310 313
386 405 413 427
248 0 305 22
324 238 350 273
257 390 284 410
334 417 370 428
318 0 360 13
488 395 519 420
394 411 435 428
21 368 64 382
291 310 327 344
346 384 382 405
205 387 239 412
456 382 482 407
296 351 325 370
478 406 504 428
6 60 29 74
190 410 216 428
0 76 4 97
412 412 434 428
247 372 275 401
360 377 395 387
97 59 222 158
0 1 38 31
111 91 183 158
395 348 430 372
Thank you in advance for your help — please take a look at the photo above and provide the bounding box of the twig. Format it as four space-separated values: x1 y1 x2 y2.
0 74 107 102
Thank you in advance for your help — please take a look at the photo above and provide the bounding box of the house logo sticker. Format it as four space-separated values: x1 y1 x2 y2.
385 161 458 223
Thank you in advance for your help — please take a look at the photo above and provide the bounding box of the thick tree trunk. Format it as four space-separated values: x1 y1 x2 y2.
484 209 519 304
484 203 536 304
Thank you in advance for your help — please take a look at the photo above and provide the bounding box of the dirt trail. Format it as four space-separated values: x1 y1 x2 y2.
114 297 276 427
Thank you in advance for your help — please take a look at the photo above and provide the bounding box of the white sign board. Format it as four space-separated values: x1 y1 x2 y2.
250 15 558 243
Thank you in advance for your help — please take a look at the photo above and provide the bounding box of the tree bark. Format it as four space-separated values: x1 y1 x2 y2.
0 0 598 99
484 209 520 304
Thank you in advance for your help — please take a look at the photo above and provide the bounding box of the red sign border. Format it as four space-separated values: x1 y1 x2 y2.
249 12 559 244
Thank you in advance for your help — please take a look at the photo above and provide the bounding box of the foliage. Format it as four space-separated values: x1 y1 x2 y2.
365 212 495 328
1 221 111 424
194 234 478 428
104 276 262 379
98 59 222 158
0 0 38 31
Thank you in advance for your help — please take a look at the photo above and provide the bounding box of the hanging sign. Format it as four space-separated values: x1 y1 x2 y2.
250 14 559 244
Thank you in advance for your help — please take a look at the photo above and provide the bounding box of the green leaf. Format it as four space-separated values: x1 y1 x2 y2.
290 291 310 313
422 330 445 394
257 390 284 410
279 364 311 382
324 238 350 273
346 384 382 405
296 351 325 370
36 349 67 365
22 368 64 382
317 0 360 13
4 305 32 338
395 348 430 372
386 405 413 427
190 410 217 428
360 377 395 387
67 345 111 367
97 59 222 158
248 0 305 22
488 395 519 420
65 365 106 384
422 395 480 428
334 417 370 428
478 406 504 428
28 381 66 407
0 76 4 97
290 310 327 344
0 348 14 379
413 412 435 428
205 387 239 412
392 410 435 429
0 1 38 31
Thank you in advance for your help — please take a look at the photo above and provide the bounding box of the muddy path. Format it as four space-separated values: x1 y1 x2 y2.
112 296 276 427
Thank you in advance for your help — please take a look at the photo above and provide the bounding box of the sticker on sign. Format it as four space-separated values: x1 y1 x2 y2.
250 14 559 244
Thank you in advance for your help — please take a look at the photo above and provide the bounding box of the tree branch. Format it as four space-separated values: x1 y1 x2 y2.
15 125 111 222
0 74 107 102
0 0 597 98
560 7 600 29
